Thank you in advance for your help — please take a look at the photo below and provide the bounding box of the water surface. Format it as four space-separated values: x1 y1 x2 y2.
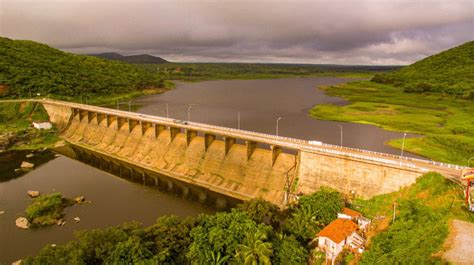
135 77 419 156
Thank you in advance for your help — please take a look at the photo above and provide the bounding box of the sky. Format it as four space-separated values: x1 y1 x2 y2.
1 0 473 65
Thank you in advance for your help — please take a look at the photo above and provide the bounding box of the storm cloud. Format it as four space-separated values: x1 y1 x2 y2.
1 0 473 64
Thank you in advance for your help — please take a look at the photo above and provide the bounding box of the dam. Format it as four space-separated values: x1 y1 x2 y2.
32 99 465 206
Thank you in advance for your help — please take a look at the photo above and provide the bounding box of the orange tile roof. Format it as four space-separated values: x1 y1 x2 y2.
342 207 362 218
317 219 358 243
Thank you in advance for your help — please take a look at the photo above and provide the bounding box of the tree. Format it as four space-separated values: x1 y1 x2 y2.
284 187 344 242
236 230 273 265
236 199 281 227
270 234 308 265
145 215 197 264
187 210 272 264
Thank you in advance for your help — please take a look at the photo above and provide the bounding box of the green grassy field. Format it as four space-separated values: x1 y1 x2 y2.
310 81 474 165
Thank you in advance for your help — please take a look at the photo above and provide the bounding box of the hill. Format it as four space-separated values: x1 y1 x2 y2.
0 37 165 99
372 41 474 99
90 52 169 64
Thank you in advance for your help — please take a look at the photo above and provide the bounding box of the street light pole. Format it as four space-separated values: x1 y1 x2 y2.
238 112 241 130
276 117 282 136
400 132 407 165
337 125 343 147
187 105 193 122
166 103 169 118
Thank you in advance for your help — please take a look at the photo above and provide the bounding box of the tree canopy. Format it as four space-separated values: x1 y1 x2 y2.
372 41 474 99
0 37 165 99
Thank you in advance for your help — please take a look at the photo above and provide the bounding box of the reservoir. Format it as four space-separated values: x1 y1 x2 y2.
0 77 419 263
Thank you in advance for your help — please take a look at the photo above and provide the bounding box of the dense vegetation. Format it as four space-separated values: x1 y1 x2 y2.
145 63 397 81
23 188 346 264
23 173 469 264
356 173 472 264
372 41 474 98
0 37 166 101
310 80 474 165
25 193 75 226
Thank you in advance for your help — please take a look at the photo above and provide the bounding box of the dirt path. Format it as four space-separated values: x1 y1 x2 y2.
443 219 474 264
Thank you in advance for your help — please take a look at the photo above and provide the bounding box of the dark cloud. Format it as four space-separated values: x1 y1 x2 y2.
1 0 473 64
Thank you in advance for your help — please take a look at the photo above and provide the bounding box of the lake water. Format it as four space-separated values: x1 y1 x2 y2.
134 77 419 155
0 77 419 263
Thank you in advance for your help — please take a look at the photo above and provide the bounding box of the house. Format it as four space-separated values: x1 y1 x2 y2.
338 207 371 231
317 219 360 264
32 121 52 130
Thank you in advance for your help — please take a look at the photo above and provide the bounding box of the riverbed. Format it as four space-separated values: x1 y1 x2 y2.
0 77 419 263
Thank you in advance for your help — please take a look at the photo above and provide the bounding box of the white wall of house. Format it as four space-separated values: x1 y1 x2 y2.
318 236 345 259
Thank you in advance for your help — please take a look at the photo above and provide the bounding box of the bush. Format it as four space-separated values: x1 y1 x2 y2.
25 192 73 226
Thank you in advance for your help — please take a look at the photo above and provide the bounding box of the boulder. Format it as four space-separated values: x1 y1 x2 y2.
0 210 5 215
12 259 22 265
15 217 30 229
74 196 85 203
74 217 81 223
20 161 34 169
27 190 40 198
26 153 34 158
57 219 66 226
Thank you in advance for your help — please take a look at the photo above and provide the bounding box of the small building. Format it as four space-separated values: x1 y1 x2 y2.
32 121 52 130
338 207 371 231
317 219 359 264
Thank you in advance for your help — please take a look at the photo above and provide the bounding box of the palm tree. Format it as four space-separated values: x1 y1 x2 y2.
205 250 231 265
236 230 273 265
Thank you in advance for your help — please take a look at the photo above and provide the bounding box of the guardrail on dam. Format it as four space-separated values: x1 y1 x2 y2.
30 99 466 206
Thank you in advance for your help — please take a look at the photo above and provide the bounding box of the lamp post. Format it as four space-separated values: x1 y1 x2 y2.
238 112 241 130
276 117 282 136
187 105 193 122
337 125 343 147
166 103 169 118
399 132 407 165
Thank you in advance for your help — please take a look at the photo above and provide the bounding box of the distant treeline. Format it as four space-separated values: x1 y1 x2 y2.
0 37 166 99
144 63 394 81
372 41 474 99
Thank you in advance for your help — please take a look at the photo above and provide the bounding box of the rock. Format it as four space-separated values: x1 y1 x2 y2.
74 217 81 223
26 153 34 158
20 161 34 169
51 244 57 247
74 196 85 203
0 210 5 215
12 259 22 265
57 219 66 226
27 190 40 198
15 217 30 229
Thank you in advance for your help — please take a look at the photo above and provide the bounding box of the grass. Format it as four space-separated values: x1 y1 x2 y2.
353 173 472 264
310 80 474 165
25 192 74 226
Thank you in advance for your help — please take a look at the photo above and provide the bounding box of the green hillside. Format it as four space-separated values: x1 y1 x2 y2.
0 37 165 99
372 41 474 99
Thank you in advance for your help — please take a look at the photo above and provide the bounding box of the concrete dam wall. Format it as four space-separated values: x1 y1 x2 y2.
41 100 426 206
